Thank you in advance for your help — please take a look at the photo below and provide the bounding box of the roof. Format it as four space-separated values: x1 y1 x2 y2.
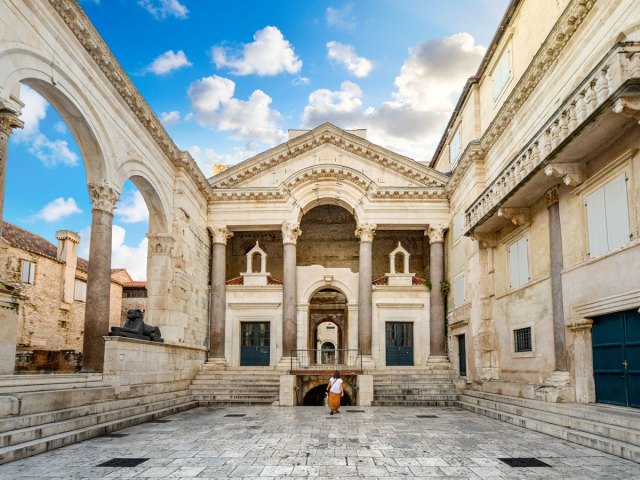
226 276 283 286
123 281 146 288
372 275 427 286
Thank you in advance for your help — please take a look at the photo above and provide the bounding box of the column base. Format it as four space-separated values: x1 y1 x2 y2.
205 357 228 369
358 355 376 370
534 370 575 403
427 355 450 364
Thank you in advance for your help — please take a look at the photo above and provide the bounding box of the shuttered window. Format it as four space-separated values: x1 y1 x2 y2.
74 279 87 302
586 173 630 258
449 128 461 167
453 213 464 241
20 260 35 285
492 47 511 100
508 235 529 289
453 273 465 308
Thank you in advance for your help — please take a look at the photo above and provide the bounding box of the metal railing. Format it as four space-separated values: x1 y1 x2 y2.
290 349 363 371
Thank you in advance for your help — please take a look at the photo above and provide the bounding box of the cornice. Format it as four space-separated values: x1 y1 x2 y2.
444 0 597 194
210 123 449 190
47 0 214 201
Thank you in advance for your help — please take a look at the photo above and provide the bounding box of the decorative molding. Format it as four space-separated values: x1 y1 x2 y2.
544 164 586 187
445 0 597 195
567 318 593 332
426 224 448 243
545 186 560 206
473 232 497 248
47 0 214 201
281 222 302 245
497 208 530 226
355 223 377 242
612 96 640 123
211 225 233 245
87 182 119 213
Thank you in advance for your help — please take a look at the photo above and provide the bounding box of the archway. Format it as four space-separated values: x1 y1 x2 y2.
303 383 353 407
308 288 348 363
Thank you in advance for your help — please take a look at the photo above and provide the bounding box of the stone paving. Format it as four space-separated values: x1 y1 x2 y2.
1 406 639 479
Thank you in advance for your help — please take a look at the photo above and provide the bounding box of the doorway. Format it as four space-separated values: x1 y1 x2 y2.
385 322 414 366
240 322 270 366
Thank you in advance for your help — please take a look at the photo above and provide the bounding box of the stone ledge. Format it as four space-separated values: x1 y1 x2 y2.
103 336 207 352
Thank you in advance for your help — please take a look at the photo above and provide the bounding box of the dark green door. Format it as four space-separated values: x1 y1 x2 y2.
592 309 640 408
240 322 270 366
386 322 413 366
458 334 467 376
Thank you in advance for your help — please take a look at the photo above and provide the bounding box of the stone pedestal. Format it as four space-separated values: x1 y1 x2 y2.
357 374 373 406
569 319 596 404
279 374 297 406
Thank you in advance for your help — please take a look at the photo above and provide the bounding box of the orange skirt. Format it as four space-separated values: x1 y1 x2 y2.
328 392 341 411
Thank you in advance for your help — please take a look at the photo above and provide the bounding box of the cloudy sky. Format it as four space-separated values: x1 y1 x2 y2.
5 0 508 280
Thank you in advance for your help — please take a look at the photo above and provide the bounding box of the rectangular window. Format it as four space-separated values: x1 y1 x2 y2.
449 128 461 167
74 279 87 302
492 47 511 100
453 212 464 241
453 273 465 308
514 327 532 353
20 260 35 284
586 173 630 258
508 235 529 289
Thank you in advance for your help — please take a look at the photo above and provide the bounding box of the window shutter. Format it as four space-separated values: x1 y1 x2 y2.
454 213 463 240
28 263 35 284
454 274 465 308
518 236 529 285
604 174 630 251
508 242 519 288
586 186 607 258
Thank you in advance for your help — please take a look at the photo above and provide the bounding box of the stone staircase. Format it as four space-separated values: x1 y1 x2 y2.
459 389 640 463
0 375 197 464
189 365 281 405
372 364 458 406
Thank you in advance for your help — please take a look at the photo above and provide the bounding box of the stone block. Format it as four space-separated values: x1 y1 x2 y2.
357 375 373 406
279 375 296 407
0 395 19 417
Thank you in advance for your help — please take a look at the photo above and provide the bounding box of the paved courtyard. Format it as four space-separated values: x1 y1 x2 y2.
1 406 639 479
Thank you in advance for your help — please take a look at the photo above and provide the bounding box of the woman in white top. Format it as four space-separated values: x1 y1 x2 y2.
326 370 344 415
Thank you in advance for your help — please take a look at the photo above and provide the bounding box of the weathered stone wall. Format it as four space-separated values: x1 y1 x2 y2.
372 230 428 280
121 297 147 322
227 231 284 280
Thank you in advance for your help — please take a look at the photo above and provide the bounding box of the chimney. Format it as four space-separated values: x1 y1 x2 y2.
56 230 80 304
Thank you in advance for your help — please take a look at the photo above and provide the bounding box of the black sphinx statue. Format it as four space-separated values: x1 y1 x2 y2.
109 309 164 342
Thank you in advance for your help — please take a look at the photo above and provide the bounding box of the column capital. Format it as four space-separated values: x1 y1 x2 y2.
282 222 302 245
425 224 447 243
545 186 560 206
87 182 120 214
211 225 233 245
567 318 593 332
0 109 24 139
355 223 377 242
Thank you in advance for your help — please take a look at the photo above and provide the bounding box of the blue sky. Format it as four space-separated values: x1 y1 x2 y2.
5 0 508 280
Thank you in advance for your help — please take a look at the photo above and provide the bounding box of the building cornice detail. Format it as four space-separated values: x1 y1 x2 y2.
48 0 214 202
444 0 597 194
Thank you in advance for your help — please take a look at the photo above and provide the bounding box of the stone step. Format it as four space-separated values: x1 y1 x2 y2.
189 384 279 391
374 390 458 397
460 392 640 448
0 397 197 465
190 379 279 386
458 398 640 463
0 374 104 394
1 386 116 417
0 393 193 448
193 395 278 405
0 390 190 434
371 399 458 407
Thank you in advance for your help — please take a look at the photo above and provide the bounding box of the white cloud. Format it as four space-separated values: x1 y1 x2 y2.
326 5 356 31
292 76 311 86
301 33 485 161
188 143 260 176
137 0 188 19
327 41 373 78
188 75 285 145
53 121 67 134
147 50 192 75
115 190 149 224
160 111 181 126
12 85 79 167
212 26 302 76
78 225 148 281
34 197 82 222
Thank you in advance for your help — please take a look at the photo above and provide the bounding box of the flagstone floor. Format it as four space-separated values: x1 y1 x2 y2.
1 406 639 479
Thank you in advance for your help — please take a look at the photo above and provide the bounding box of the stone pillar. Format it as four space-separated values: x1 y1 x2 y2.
209 225 233 363
426 224 448 359
82 182 119 372
568 319 595 403
355 224 376 356
547 187 568 371
282 222 301 358
0 109 24 240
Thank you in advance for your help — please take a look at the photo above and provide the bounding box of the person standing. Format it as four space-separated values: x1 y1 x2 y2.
326 370 344 415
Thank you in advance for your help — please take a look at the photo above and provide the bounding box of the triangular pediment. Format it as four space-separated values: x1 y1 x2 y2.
209 124 449 194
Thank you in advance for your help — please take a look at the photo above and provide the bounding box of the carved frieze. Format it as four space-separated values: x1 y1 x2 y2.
87 182 119 213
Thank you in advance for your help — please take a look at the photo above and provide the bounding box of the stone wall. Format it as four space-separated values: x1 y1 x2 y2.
103 336 207 397
227 231 283 280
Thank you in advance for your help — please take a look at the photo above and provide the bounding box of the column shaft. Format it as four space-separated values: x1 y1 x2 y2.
282 242 297 356
209 242 226 358
358 240 373 355
429 240 446 357
548 190 568 370
0 111 24 239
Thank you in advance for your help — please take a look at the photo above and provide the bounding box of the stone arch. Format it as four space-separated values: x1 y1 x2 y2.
300 377 354 406
303 279 356 307
0 44 114 183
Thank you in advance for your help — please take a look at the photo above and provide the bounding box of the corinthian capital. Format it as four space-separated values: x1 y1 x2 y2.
211 225 233 245
425 224 447 243
282 222 302 245
355 224 377 242
0 109 24 139
88 182 120 213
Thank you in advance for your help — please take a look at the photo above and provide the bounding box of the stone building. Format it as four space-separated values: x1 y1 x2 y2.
1 222 123 372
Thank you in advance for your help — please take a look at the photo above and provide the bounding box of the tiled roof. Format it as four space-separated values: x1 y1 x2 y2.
123 281 146 288
372 275 427 286
226 276 283 286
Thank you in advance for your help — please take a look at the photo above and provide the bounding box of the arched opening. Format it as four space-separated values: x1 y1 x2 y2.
308 288 348 363
302 381 353 406
394 252 405 273
251 251 262 273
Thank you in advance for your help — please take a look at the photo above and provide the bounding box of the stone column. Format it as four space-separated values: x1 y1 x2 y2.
547 187 568 371
209 226 233 363
0 109 24 239
282 222 301 358
426 224 448 359
82 182 119 373
355 224 376 356
568 319 595 403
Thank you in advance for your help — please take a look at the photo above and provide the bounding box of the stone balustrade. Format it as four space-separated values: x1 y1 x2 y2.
464 42 640 235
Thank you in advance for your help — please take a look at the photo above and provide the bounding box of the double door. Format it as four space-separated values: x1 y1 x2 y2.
386 322 413 366
592 309 640 408
240 322 270 366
